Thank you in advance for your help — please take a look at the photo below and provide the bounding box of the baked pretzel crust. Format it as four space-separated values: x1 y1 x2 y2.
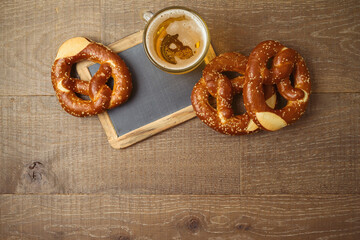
51 37 132 117
243 40 311 131
191 52 276 135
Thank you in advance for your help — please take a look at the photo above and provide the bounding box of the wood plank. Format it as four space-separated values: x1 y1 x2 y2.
0 95 241 194
241 93 360 194
1 194 359 239
100 0 360 93
196 0 360 93
1 93 359 194
0 0 359 96
0 0 102 96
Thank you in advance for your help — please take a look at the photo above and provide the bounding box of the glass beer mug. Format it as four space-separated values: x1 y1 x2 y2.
141 6 210 74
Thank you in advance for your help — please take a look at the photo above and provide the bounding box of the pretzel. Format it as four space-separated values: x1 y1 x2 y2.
191 52 276 135
51 37 132 117
243 40 311 131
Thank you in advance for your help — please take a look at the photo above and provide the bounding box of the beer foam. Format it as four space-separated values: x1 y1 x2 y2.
145 8 208 71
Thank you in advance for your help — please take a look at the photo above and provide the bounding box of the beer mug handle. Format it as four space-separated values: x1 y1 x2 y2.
140 10 154 23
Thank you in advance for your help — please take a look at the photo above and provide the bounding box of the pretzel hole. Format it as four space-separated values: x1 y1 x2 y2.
75 92 90 100
275 85 288 109
289 72 295 87
71 64 79 78
208 95 217 108
266 57 274 69
106 77 114 90
232 93 246 115
222 71 243 79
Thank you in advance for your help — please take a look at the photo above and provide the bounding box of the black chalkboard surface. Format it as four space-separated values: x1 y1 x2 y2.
77 31 216 148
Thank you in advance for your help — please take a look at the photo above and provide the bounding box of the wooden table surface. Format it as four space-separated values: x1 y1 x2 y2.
1 0 359 239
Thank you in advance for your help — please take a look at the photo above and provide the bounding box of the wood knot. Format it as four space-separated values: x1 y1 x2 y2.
29 161 42 169
186 217 201 233
28 162 43 181
15 161 64 193
235 223 252 231
117 236 130 240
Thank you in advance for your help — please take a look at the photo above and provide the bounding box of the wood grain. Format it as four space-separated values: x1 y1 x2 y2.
198 0 360 93
1 194 359 240
101 0 360 93
0 0 359 96
1 0 360 239
1 93 358 194
241 92 360 194
0 0 102 96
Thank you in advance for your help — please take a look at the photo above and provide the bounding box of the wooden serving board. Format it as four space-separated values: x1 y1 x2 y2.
77 31 216 149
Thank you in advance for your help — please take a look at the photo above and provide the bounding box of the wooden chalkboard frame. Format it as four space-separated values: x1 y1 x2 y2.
77 31 216 149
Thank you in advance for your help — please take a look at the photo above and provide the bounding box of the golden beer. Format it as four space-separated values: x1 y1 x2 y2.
143 7 210 74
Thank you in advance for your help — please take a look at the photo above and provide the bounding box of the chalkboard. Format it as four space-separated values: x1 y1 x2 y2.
89 43 204 136
77 31 216 148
